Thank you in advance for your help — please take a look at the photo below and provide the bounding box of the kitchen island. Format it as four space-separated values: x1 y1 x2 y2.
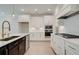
0 33 30 55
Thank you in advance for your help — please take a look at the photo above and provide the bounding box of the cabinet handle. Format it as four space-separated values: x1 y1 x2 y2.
68 45 76 50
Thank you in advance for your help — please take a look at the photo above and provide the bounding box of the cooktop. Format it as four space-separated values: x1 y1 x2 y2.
56 33 79 39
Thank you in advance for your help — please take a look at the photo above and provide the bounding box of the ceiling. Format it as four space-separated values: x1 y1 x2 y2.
0 4 58 16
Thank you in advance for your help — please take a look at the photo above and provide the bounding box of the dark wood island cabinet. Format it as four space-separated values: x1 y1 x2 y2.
0 46 8 55
0 35 30 55
18 36 26 55
8 40 19 55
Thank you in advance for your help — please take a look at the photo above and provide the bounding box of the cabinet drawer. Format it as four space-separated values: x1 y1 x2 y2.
65 45 77 55
66 42 79 51
19 37 26 44
8 40 18 50
65 41 79 55
66 49 76 55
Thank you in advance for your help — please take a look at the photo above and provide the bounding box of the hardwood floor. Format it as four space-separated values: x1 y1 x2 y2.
25 41 55 55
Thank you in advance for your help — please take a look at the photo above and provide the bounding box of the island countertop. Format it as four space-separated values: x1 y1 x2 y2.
0 33 29 48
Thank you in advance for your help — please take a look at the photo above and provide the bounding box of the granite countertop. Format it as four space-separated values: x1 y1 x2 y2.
0 33 29 48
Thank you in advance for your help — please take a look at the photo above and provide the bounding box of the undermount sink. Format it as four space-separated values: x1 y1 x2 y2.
0 36 19 41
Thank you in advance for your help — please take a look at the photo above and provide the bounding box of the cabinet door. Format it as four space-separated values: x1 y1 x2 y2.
50 33 53 48
52 35 59 54
53 35 65 55
52 35 57 50
9 45 19 55
19 37 26 55
65 41 79 55
58 37 65 55
8 40 19 55
0 46 8 55
19 41 25 55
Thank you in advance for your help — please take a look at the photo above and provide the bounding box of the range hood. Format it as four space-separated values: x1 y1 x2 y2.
57 5 79 19
58 11 79 19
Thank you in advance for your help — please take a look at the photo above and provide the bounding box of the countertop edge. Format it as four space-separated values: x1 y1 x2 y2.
0 33 29 48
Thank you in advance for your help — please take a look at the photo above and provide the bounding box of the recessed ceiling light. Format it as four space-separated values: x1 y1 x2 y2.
12 14 15 17
21 9 24 11
48 9 51 11
35 9 38 11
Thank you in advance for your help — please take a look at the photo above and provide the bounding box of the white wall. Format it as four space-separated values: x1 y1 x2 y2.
0 14 19 34
63 14 79 35
10 16 19 33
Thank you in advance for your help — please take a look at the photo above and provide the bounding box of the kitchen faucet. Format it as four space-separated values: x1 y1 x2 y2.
2 21 11 38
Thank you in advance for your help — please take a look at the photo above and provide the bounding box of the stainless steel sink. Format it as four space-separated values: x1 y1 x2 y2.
0 36 19 41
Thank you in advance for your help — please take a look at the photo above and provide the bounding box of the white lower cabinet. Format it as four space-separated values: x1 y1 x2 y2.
30 32 44 40
65 41 79 55
51 35 79 55
53 35 65 55
51 33 54 48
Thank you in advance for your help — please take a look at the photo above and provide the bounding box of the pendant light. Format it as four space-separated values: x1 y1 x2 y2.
12 4 15 17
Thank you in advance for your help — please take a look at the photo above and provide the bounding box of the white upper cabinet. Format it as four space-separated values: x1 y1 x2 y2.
44 15 53 25
55 4 79 19
18 15 30 22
